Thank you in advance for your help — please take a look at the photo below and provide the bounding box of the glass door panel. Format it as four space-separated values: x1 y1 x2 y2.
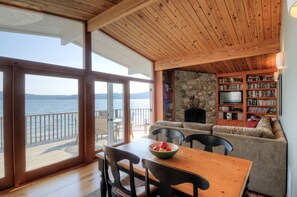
129 81 152 141
94 82 124 151
25 74 79 171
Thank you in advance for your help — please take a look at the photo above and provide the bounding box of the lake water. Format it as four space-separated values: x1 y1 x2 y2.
24 99 150 115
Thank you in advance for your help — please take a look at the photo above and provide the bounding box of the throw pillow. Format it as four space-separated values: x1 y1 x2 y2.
246 120 259 128
155 120 183 128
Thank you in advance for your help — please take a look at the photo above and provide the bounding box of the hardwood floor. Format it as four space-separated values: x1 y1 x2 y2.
0 162 100 197
0 160 267 197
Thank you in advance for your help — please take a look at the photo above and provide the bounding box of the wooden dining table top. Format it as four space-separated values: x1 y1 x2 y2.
96 138 252 197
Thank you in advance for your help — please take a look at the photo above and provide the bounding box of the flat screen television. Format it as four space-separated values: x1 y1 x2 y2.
220 91 242 104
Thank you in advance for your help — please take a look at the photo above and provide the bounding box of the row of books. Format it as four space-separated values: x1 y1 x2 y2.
247 83 276 89
247 74 274 82
247 90 276 98
247 99 277 106
218 77 243 83
219 84 243 90
248 107 277 114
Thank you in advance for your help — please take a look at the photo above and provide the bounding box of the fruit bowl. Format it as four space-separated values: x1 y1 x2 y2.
148 142 179 159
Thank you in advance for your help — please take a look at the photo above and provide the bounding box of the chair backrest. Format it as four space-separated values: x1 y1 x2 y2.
103 145 140 197
142 158 209 197
151 128 185 145
185 134 234 155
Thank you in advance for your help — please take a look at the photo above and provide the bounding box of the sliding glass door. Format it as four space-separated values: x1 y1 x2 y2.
94 81 125 151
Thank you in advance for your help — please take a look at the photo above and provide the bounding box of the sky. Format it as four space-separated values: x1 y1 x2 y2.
0 31 150 94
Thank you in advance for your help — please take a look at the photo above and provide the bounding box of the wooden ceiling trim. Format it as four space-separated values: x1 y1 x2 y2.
87 0 158 32
189 0 225 48
126 14 185 58
178 0 217 50
160 1 204 53
132 10 190 56
118 16 172 58
155 39 280 71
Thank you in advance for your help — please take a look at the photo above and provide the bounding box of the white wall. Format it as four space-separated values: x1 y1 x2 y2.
280 1 297 196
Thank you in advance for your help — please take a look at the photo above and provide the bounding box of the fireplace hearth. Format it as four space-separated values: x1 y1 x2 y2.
184 108 206 123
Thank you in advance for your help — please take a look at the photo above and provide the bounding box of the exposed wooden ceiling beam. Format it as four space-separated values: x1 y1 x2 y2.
155 39 280 71
87 0 157 32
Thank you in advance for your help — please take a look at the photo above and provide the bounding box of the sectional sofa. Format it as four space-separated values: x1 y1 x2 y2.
148 117 287 197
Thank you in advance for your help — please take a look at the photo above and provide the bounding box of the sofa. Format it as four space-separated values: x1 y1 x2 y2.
148 117 287 197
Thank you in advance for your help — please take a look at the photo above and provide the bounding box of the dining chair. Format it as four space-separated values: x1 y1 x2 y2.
185 134 234 155
151 128 185 145
142 158 209 197
103 145 157 197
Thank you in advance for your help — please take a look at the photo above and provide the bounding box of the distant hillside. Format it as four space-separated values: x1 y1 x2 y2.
0 91 150 100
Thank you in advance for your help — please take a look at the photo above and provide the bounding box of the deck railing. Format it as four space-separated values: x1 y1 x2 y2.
0 108 151 149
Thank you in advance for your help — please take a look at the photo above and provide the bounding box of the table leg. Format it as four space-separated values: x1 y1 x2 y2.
98 158 107 197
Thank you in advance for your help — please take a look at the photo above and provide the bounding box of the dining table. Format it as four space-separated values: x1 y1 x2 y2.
96 138 252 197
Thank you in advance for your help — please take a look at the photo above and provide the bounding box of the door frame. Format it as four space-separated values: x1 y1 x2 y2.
0 65 14 190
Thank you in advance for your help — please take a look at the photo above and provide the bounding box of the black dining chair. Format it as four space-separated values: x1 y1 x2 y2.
103 145 157 197
142 158 209 197
185 134 234 155
151 128 185 145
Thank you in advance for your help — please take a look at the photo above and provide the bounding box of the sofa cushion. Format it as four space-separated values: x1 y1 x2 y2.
155 120 183 128
272 120 282 134
183 122 213 132
257 117 274 139
213 125 262 137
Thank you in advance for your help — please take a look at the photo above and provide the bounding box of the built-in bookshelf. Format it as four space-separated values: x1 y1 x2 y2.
217 75 245 126
246 73 278 120
216 69 278 126
162 70 174 121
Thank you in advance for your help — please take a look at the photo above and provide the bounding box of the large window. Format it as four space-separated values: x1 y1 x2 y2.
25 75 79 171
0 72 3 179
0 5 84 69
130 81 152 140
91 31 152 79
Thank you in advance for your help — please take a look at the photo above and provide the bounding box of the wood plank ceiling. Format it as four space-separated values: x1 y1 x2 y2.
0 0 282 73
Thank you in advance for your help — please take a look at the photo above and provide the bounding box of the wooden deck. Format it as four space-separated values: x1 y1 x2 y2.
0 127 148 178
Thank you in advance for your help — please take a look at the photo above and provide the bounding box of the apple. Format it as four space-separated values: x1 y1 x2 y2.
152 146 160 151
165 147 171 152
159 148 166 152
159 141 168 149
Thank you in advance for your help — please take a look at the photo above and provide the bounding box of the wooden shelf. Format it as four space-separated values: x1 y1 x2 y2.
218 89 243 92
247 105 276 108
247 88 276 91
247 97 277 99
218 82 243 85
247 112 277 116
247 80 276 83
219 111 243 113
219 103 243 106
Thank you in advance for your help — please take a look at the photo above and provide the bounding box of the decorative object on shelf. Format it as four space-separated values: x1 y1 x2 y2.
288 0 297 18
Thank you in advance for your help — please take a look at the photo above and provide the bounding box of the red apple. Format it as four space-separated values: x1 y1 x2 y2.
165 147 171 152
152 146 160 151
159 141 168 149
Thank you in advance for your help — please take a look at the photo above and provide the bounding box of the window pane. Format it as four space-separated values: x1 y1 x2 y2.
25 75 79 171
0 5 84 69
0 72 4 178
130 81 152 141
91 31 152 79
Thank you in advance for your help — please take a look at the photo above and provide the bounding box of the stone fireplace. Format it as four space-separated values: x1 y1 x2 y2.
174 70 216 124
184 108 206 123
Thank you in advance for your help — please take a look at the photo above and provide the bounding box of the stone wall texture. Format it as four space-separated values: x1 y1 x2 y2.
174 70 216 124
